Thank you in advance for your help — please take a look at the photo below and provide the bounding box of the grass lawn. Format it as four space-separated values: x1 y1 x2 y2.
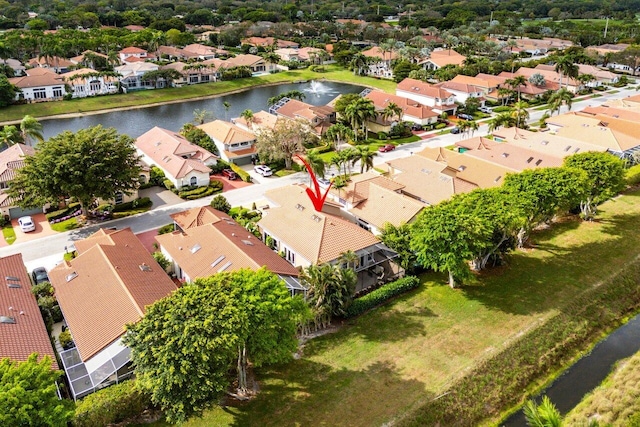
144 187 640 427
2 225 15 245
317 135 420 163
50 218 79 232
0 65 396 123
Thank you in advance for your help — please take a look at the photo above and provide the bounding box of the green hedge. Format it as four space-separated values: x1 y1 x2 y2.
345 276 420 318
46 203 82 222
73 380 151 427
230 163 252 182
178 181 223 199
158 223 174 235
492 106 513 113
112 197 152 212
311 144 333 155
163 179 175 191
626 164 640 186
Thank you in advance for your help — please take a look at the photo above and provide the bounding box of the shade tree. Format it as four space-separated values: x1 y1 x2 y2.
255 118 314 169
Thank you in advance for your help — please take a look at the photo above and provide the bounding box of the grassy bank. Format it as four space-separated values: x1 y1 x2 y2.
141 188 640 427
565 350 640 425
0 65 396 123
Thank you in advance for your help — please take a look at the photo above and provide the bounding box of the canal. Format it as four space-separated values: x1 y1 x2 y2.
40 81 364 140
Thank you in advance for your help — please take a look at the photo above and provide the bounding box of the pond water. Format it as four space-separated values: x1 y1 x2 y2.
40 80 364 140
502 312 640 426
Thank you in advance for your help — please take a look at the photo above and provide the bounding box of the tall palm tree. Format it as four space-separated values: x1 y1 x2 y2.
352 146 377 174
324 123 354 151
506 75 527 101
0 125 21 148
339 250 359 270
350 53 369 76
305 151 326 182
554 56 579 88
332 175 347 201
343 98 376 141
512 100 530 129
19 115 44 145
382 102 403 124
548 88 573 115
576 73 596 90
240 109 254 129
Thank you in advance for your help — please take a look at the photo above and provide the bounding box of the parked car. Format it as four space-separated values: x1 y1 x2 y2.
378 144 396 153
317 178 331 187
411 123 423 131
479 107 493 114
32 267 49 284
450 127 461 134
18 216 36 233
222 169 237 180
457 113 475 121
254 165 273 177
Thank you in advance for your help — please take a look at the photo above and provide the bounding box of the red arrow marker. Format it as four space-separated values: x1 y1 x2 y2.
295 154 333 212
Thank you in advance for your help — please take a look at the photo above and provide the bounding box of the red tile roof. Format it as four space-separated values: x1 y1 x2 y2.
0 254 57 369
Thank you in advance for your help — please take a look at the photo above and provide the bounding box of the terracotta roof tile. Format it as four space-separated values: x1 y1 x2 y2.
0 254 57 369
350 183 424 228
396 78 454 101
198 120 256 145
48 228 177 361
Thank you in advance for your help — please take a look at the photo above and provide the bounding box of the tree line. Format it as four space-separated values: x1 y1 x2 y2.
382 151 626 288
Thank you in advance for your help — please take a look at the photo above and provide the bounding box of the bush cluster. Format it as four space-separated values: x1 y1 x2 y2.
311 144 333 155
345 276 420 318
73 380 151 427
163 179 175 191
178 181 223 199
157 223 174 235
112 197 152 213
230 163 252 182
626 164 640 186
46 203 82 222
209 159 230 174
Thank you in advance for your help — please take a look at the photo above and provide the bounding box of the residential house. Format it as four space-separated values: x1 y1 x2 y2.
27 56 73 73
491 127 607 158
0 58 25 76
232 110 279 133
396 78 457 115
512 65 579 92
258 185 402 292
118 46 149 64
69 50 110 69
481 72 554 102
156 206 305 294
242 37 299 49
364 89 438 132
198 120 257 165
327 172 424 235
535 63 618 87
361 46 398 79
182 44 219 60
0 144 44 219
61 68 119 98
455 136 563 171
0 253 57 369
434 79 485 105
156 46 198 62
9 68 66 102
269 98 336 136
419 48 466 71
225 54 277 74
114 62 159 91
161 61 219 85
546 109 640 161
135 127 217 188
585 43 634 72
49 228 177 399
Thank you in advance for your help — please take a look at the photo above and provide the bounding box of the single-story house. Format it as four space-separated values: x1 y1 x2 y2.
396 78 457 115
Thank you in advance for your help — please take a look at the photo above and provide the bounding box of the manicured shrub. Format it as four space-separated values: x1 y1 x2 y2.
58 330 72 348
311 144 333 154
46 203 81 222
149 166 166 186
209 160 230 174
157 223 174 235
112 197 152 212
211 195 231 213
230 163 252 182
73 380 151 427
345 276 420 318
178 182 223 199
377 132 388 140
626 164 640 186
492 106 513 113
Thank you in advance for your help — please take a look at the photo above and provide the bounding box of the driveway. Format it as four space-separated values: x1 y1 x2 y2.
11 213 55 243
211 174 253 192
139 187 183 209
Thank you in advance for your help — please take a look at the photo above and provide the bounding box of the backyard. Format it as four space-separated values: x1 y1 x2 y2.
0 65 397 123
141 187 640 426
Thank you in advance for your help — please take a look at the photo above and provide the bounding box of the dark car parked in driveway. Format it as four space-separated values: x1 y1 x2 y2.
457 113 475 121
32 267 49 284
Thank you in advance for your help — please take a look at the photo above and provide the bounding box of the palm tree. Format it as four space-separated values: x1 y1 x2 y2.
339 250 359 270
223 101 231 121
497 87 514 106
350 53 369 76
506 75 527 101
0 125 21 148
467 120 479 137
548 88 573 115
343 98 376 141
487 113 515 132
382 102 403 124
261 52 280 66
240 109 254 129
576 73 596 90
332 175 347 202
512 100 530 129
19 115 44 145
523 396 563 427
324 123 354 151
554 56 579 88
305 151 326 183
193 109 213 125
352 146 377 174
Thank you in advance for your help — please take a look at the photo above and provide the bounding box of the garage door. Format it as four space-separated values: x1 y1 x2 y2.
9 206 43 219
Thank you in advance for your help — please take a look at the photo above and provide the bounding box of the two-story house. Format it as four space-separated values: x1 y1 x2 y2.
269 98 336 137
198 120 257 165
396 78 457 115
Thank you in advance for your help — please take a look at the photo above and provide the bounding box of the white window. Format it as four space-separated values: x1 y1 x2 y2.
33 88 46 99
52 87 64 98
114 192 124 205
190 176 197 186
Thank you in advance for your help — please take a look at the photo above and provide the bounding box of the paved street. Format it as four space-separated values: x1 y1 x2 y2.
5 86 638 271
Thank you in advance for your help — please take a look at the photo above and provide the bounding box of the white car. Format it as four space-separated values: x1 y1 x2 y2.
254 165 273 177
18 216 36 233
479 107 493 114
